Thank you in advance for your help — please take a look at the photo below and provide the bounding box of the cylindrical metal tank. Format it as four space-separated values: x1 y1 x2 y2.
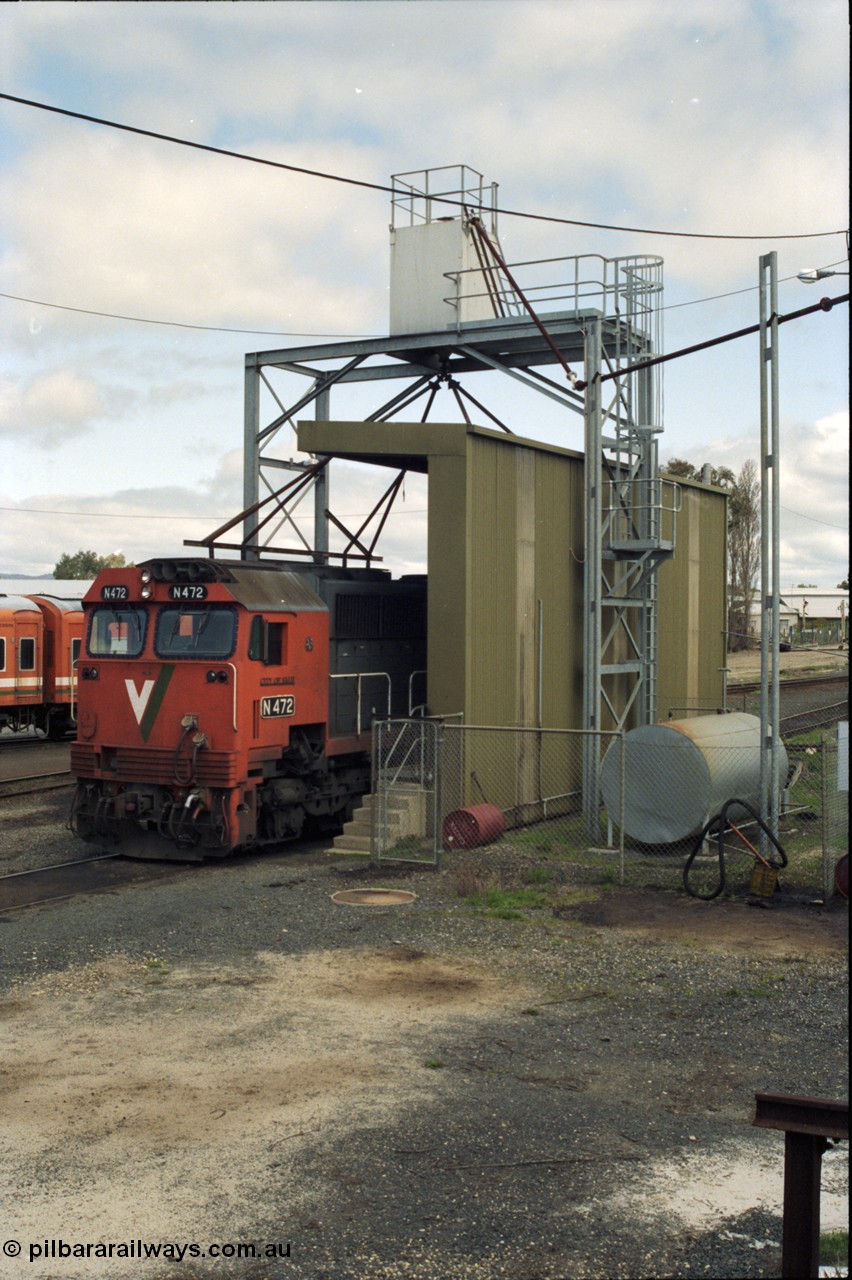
600 713 788 845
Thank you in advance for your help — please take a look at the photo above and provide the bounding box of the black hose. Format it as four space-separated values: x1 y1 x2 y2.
683 797 788 900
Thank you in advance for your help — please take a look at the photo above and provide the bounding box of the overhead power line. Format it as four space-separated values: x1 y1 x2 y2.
575 293 850 389
0 291 379 339
2 264 848 340
1 91 846 243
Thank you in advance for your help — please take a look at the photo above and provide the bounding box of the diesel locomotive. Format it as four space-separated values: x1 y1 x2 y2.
70 557 427 859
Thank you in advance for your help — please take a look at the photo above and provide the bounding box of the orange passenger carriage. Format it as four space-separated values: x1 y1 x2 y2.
0 594 82 738
69 557 426 859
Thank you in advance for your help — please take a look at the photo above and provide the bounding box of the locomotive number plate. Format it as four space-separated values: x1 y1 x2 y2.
261 695 296 718
101 585 129 601
168 584 208 600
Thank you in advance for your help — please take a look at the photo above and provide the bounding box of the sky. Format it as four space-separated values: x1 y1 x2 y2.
0 0 848 592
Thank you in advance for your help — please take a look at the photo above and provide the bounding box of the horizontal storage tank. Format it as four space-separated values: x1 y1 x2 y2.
599 713 788 845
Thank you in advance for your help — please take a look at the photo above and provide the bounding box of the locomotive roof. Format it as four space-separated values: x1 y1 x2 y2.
223 568 327 613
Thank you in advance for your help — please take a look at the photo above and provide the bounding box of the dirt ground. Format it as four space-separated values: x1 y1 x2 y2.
555 884 848 960
0 830 847 1280
725 645 848 680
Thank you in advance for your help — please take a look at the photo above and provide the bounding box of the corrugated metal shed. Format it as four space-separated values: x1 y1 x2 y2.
298 420 726 729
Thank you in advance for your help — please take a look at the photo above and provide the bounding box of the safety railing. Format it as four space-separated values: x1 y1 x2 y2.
444 252 664 332
330 672 391 738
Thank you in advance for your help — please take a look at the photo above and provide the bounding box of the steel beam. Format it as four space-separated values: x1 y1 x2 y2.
754 1092 849 1280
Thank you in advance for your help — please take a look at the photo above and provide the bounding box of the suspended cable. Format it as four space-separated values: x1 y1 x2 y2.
575 293 850 389
1 91 846 242
0 290 381 339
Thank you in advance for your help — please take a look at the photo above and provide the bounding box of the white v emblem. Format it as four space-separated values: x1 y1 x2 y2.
125 678 155 725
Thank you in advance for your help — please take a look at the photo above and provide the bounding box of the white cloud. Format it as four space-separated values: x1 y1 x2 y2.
0 369 106 445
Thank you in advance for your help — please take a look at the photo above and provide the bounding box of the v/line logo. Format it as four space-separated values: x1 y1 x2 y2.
124 666 175 741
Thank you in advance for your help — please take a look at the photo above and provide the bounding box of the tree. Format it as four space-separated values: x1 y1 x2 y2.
53 550 130 579
665 458 736 490
726 460 760 651
664 457 760 651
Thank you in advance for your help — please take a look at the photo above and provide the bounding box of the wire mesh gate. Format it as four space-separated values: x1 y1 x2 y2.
373 718 625 872
372 717 444 865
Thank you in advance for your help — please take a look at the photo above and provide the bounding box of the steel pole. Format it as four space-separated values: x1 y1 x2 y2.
758 252 781 848
243 358 261 558
583 319 603 837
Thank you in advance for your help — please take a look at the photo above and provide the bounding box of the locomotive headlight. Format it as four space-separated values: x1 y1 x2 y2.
206 669 229 684
83 666 99 680
140 585 152 599
140 568 152 584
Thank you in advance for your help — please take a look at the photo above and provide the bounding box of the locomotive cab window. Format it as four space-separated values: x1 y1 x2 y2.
155 606 236 659
88 607 148 657
19 638 36 671
248 616 287 666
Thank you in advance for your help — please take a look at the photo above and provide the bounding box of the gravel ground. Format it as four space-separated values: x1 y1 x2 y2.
0 789 848 1280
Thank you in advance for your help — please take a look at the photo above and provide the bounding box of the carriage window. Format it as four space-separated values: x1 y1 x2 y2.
71 638 81 666
0 638 5 671
88 607 148 657
155 606 236 659
19 638 36 671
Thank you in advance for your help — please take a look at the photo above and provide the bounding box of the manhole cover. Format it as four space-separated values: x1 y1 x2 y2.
331 888 417 907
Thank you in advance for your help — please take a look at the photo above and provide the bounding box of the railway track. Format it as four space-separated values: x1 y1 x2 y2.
0 852 190 912
0 770 72 800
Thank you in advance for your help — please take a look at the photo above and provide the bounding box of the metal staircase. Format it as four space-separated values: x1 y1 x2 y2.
580 261 679 836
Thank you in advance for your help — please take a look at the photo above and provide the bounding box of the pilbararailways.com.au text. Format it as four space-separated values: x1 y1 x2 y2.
7 1239 292 1264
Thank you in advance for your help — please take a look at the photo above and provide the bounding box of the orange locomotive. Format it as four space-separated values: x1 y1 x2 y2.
69 558 426 859
0 594 83 738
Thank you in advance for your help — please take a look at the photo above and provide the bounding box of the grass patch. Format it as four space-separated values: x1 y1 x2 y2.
469 886 550 920
821 1230 848 1269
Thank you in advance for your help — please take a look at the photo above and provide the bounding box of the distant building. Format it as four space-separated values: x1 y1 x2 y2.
746 591 848 645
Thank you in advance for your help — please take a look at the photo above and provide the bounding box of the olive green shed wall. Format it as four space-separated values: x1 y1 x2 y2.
427 431 586 729
656 478 727 719
426 439 726 728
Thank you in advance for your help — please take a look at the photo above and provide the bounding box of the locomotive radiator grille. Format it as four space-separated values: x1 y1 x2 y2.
71 744 240 788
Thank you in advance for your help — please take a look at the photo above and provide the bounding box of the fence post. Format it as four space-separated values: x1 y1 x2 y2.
618 730 626 884
820 737 830 900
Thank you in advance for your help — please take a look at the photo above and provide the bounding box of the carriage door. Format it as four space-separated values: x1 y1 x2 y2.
15 614 42 705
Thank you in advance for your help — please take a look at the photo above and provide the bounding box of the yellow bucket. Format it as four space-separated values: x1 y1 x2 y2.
751 863 778 897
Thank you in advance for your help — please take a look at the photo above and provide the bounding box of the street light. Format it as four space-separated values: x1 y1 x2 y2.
797 267 849 283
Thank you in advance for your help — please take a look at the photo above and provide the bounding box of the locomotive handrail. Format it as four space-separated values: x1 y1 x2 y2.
331 671 392 738
226 663 238 731
408 670 427 716
69 646 78 725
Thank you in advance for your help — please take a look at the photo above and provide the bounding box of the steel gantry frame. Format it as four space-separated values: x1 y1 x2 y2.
234 183 674 831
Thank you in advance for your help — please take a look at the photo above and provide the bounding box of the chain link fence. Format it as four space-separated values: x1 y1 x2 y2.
372 715 848 901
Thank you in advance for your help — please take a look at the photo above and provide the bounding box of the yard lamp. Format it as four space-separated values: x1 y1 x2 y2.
796 267 849 283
